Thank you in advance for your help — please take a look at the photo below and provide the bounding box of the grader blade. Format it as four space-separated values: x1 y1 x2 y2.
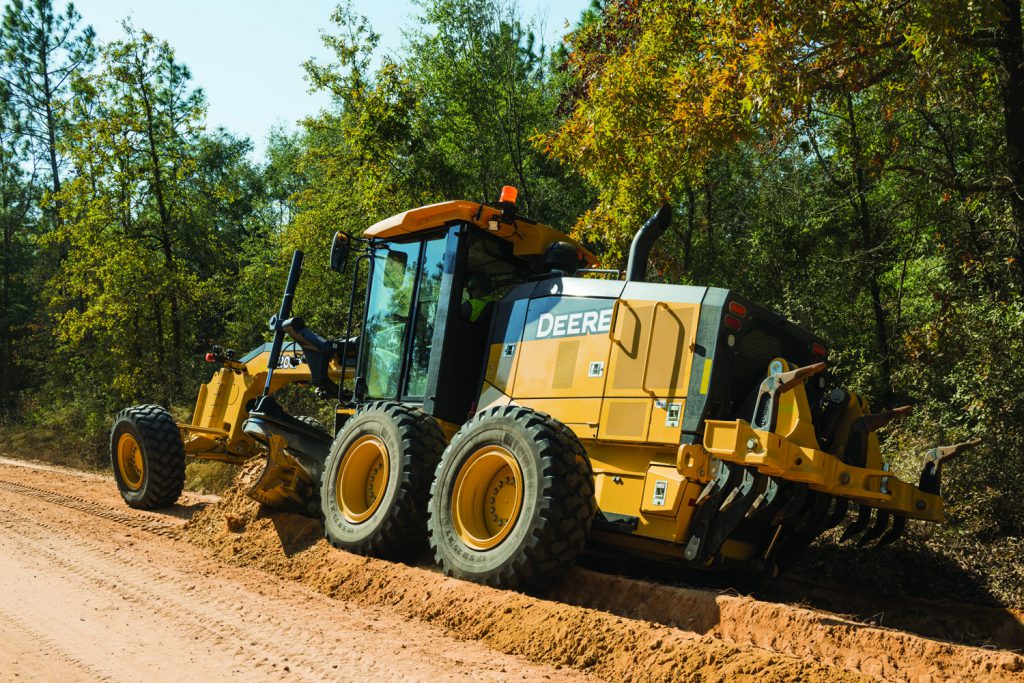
242 397 332 517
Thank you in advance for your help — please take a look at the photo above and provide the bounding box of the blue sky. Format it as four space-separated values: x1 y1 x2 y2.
61 0 590 159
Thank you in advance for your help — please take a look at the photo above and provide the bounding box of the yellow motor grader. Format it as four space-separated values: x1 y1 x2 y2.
110 187 975 588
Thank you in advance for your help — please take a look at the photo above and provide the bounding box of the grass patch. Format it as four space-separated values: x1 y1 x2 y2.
184 459 239 494
0 423 106 471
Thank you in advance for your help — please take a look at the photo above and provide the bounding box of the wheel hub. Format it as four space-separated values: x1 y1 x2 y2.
338 435 390 523
451 445 524 550
116 433 145 490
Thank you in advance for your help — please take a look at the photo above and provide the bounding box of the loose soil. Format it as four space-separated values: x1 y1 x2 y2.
1 456 1022 682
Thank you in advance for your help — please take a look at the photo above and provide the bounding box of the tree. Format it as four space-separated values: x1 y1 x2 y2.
0 78 39 417
0 0 94 224
49 23 251 405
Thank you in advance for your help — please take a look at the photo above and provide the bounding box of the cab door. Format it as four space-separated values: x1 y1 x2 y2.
358 230 452 402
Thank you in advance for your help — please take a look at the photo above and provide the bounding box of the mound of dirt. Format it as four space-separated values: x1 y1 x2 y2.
184 462 1022 682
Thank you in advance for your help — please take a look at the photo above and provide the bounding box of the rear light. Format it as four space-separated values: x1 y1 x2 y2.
723 314 743 331
812 343 827 358
205 352 217 362
728 301 747 317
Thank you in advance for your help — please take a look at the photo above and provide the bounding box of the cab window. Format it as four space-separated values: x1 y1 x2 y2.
459 232 534 324
405 237 446 397
363 241 419 398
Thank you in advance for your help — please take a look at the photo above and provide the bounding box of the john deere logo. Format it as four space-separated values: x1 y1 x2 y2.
536 309 613 339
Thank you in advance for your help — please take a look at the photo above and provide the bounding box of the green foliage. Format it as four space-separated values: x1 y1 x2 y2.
0 0 95 199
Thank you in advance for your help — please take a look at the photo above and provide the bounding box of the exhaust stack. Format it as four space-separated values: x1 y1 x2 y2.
626 203 672 282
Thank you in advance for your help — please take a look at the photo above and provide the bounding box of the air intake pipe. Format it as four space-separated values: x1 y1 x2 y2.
625 203 672 282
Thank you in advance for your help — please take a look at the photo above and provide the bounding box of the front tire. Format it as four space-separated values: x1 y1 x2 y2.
320 402 446 560
110 404 186 509
427 406 596 589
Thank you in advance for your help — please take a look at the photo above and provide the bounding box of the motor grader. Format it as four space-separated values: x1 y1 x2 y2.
110 187 974 588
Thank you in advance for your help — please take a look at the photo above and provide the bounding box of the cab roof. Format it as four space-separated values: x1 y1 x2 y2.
363 200 599 267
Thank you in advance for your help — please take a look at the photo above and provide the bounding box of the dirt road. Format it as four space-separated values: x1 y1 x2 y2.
0 457 1021 682
0 459 592 682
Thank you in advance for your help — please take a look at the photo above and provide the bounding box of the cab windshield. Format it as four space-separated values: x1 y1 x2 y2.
362 235 446 399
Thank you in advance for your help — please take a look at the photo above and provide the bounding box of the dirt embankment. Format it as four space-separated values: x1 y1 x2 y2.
183 461 1024 682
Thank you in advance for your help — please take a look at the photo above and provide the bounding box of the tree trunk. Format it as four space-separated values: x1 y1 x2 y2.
0 189 11 414
846 93 894 406
136 56 183 397
682 186 696 274
38 42 62 227
997 0 1024 290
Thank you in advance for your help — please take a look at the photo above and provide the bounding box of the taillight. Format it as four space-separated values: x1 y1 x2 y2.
728 301 747 317
724 314 743 331
812 343 827 358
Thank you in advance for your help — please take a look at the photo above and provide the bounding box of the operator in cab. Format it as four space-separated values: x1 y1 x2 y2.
461 273 497 324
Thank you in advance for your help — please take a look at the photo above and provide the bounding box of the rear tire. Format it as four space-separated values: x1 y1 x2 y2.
320 402 446 560
427 405 596 589
110 404 186 509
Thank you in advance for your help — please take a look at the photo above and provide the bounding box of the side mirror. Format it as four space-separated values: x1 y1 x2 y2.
330 231 350 273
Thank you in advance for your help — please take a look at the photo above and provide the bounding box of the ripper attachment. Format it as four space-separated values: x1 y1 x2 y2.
685 362 826 566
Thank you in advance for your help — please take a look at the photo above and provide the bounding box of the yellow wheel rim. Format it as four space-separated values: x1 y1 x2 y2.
116 433 145 491
337 435 390 524
451 445 524 550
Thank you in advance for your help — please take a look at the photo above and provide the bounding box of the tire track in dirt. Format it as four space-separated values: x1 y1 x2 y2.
185 466 868 682
0 470 596 682
0 477 182 538
0 512 323 682
0 602 113 682
5 458 1022 682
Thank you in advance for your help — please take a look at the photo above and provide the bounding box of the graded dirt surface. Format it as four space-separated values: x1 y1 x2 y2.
1 457 1022 682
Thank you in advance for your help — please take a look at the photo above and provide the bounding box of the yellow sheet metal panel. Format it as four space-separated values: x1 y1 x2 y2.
637 480 703 544
606 297 700 397
645 302 699 395
587 442 650 518
598 398 651 442
512 295 615 400
512 397 602 439
477 381 513 412
484 341 521 395
640 465 686 517
649 398 686 444
514 337 610 398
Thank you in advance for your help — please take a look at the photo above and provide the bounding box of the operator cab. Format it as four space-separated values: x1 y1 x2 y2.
344 190 595 426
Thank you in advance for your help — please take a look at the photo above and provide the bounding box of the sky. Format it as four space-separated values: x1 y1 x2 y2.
60 0 590 159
